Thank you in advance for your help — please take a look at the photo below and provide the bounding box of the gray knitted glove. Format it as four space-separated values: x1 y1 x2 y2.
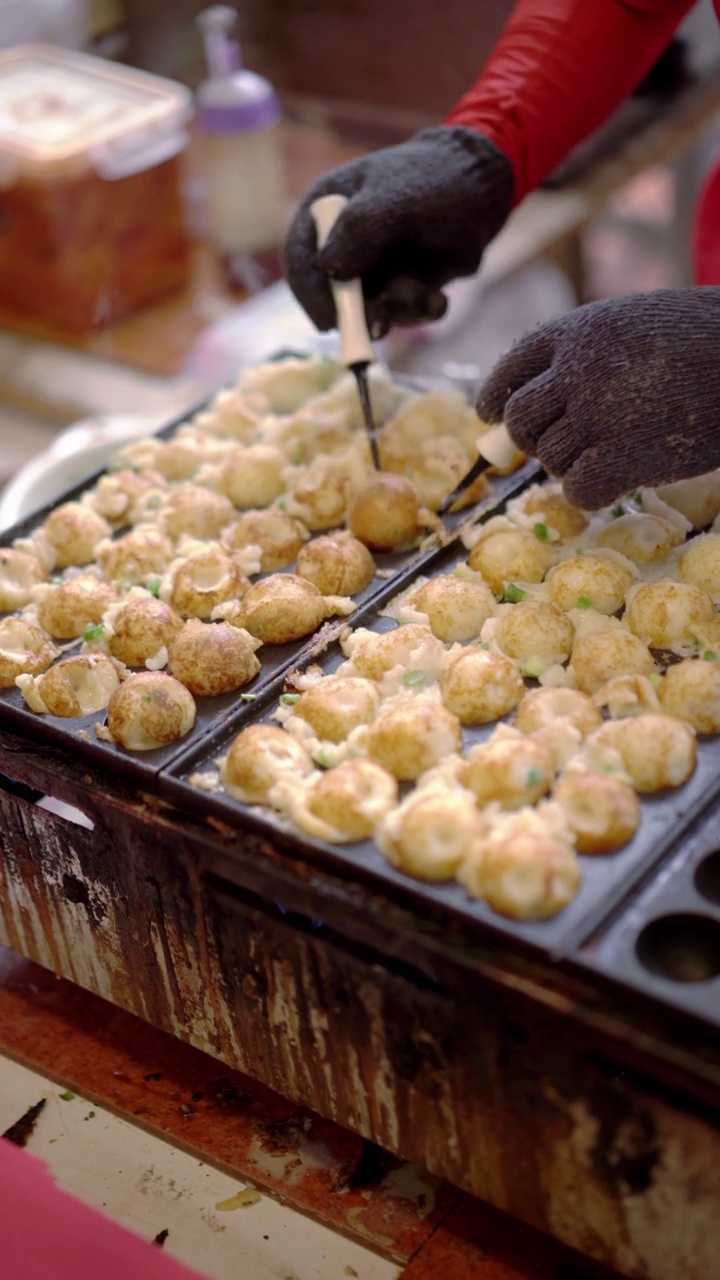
476 288 720 509
284 126 514 335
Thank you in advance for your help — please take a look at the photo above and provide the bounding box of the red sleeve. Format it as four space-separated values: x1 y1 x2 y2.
445 0 696 203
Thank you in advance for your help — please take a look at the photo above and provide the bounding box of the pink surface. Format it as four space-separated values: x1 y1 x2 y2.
0 1138 206 1280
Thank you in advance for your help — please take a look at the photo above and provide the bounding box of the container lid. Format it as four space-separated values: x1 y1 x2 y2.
0 43 193 182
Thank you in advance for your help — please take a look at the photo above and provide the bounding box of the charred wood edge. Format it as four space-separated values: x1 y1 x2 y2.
2 732 720 1119
1 1097 47 1147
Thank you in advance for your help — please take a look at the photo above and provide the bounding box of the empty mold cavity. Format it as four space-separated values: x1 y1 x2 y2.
695 850 720 906
636 913 720 983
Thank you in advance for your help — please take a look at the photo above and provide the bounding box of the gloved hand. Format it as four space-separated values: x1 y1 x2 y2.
284 126 514 336
476 288 720 510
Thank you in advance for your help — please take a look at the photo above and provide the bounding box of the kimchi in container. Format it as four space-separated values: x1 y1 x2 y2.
0 44 193 331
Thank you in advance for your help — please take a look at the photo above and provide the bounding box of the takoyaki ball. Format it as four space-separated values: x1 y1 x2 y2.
287 465 349 532
193 387 264 441
0 618 57 686
459 814 580 919
380 390 480 454
657 472 720 530
37 576 117 640
18 654 121 717
347 474 422 550
658 658 720 735
493 600 574 669
377 787 485 880
222 509 308 572
169 547 249 620
108 597 184 667
0 548 47 612
408 575 495 643
292 675 380 743
96 527 175 586
521 485 589 538
89 469 167 525
569 628 655 695
104 671 196 751
167 619 261 697
305 759 398 842
440 648 525 725
123 434 203 481
296 532 375 596
591 674 660 720
365 699 462 781
460 733 554 809
547 555 636 615
552 773 640 854
234 573 348 644
42 502 112 569
624 581 715 649
513 686 602 738
588 714 696 791
409 436 489 512
678 535 720 595
467 526 554 595
341 623 446 682
220 724 313 804
160 484 237 543
238 354 341 414
216 444 286 509
595 513 684 564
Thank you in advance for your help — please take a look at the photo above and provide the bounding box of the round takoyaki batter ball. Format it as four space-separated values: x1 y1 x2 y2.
658 658 720 734
377 788 485 881
19 654 121 717
306 759 398 841
493 600 574 668
459 815 580 919
0 548 47 612
42 502 111 569
287 464 349 532
440 647 524 724
108 597 183 667
222 509 308 572
169 547 249 620
347 474 422 550
656 472 720 530
364 698 462 781
407 575 495 643
624 581 715 649
220 724 313 804
0 618 57 686
513 686 602 739
216 444 286 509
547 555 636 615
595 513 684 564
409 436 489 513
167 619 261 697
587 714 696 791
520 485 589 538
89 469 167 526
96 527 175 585
552 773 640 854
467 526 554 595
341 623 445 682
160 484 237 542
569 627 656 695
37 576 117 640
105 671 196 750
460 733 554 809
677 534 720 595
292 675 381 742
234 574 340 645
296 532 375 596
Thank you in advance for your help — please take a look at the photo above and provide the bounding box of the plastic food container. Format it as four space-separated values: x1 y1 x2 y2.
0 43 193 331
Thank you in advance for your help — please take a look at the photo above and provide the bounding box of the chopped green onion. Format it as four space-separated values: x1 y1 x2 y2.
632 490 644 507
503 583 526 604
83 622 105 643
533 521 549 541
143 695 153 703
576 595 592 610
525 768 542 788
316 748 330 768
281 692 300 705
601 761 617 772
649 672 662 687
59 1090 75 1102
611 505 625 519
480 642 491 650
147 576 161 598
403 669 426 687
240 692 257 701
114 578 130 593
147 494 162 510
276 498 287 511
703 650 718 662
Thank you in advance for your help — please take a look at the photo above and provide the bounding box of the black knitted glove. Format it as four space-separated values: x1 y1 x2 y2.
284 126 514 335
476 288 720 510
